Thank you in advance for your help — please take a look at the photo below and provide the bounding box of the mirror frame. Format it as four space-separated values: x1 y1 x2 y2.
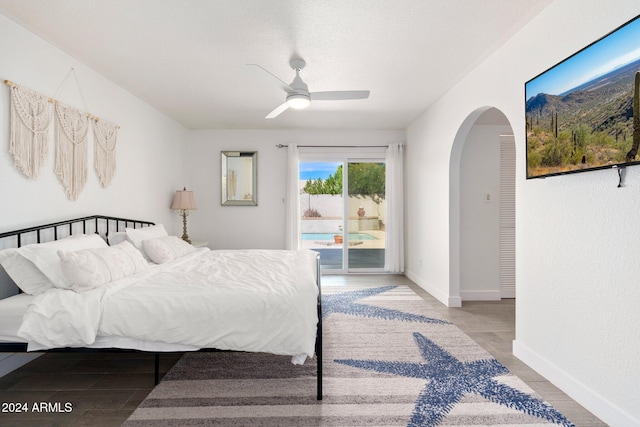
221 151 257 206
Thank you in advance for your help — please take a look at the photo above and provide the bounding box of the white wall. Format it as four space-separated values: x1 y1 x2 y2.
405 1 640 424
460 124 509 300
0 13 186 378
184 129 404 249
0 14 186 234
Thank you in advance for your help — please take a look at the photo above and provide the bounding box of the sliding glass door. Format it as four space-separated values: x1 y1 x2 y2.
346 162 385 270
300 161 345 270
299 157 386 273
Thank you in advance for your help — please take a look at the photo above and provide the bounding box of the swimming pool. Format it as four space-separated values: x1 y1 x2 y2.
301 232 377 241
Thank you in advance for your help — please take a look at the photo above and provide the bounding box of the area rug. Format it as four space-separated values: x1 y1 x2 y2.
123 285 575 426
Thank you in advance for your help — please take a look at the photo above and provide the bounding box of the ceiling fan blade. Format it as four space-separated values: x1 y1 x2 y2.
265 102 289 119
310 90 370 101
246 64 294 93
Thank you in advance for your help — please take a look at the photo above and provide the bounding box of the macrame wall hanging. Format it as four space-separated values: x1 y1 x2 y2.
4 69 120 200
54 102 89 201
93 119 117 187
8 83 52 179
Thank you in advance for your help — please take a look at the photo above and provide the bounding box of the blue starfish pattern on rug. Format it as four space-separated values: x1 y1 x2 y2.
335 332 575 427
322 285 450 324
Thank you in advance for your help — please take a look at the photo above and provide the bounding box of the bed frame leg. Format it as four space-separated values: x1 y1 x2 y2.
316 316 322 400
154 353 160 385
316 253 323 400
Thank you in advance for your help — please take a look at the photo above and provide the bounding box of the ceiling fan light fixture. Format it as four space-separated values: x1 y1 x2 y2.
249 59 370 119
286 93 311 109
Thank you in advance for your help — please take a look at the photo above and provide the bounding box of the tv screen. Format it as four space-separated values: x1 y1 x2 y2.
525 14 640 179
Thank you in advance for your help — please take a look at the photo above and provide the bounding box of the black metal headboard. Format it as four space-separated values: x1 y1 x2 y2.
0 215 155 248
0 215 154 298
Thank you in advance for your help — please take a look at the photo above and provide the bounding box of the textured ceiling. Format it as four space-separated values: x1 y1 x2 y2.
0 0 552 130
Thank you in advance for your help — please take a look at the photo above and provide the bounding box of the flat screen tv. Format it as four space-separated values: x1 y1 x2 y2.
525 14 640 179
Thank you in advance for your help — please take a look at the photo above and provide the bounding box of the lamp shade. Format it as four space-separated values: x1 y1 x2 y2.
171 188 196 211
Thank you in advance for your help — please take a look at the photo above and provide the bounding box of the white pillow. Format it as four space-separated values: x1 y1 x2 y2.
125 224 168 260
142 236 196 264
58 241 148 292
0 248 54 295
107 231 128 246
14 234 109 289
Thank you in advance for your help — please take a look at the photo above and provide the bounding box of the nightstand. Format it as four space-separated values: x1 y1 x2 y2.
191 241 209 248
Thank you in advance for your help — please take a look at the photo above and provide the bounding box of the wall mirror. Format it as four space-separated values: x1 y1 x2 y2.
221 151 257 206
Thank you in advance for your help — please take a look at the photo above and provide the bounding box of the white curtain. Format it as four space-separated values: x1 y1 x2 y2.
285 144 301 250
385 143 404 273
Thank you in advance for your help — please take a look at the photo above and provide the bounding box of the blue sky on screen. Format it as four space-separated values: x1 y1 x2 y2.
299 161 341 180
525 16 640 100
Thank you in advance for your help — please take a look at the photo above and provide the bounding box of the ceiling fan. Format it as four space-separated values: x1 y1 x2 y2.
247 58 370 119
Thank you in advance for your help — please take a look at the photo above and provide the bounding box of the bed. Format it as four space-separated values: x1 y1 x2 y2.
0 215 323 400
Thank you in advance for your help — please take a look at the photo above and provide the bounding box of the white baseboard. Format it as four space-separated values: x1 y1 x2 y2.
460 289 502 301
0 353 41 378
501 285 516 299
513 340 639 427
405 270 461 307
448 295 462 307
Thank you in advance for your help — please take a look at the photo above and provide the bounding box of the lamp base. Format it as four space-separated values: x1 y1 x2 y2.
181 211 191 244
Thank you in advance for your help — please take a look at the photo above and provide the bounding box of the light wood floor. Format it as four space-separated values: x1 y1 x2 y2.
0 274 606 426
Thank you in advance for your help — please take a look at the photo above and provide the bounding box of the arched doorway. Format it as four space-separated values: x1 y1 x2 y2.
450 107 515 302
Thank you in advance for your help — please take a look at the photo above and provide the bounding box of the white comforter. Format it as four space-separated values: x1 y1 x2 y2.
17 249 319 361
